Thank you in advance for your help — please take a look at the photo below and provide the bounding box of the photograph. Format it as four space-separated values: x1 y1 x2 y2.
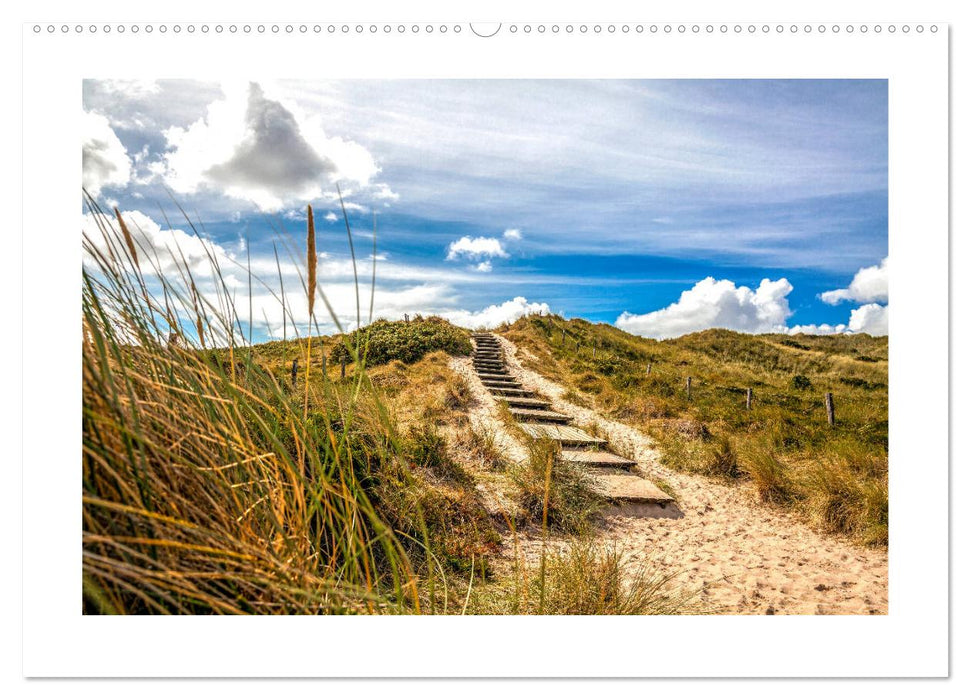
81 78 889 616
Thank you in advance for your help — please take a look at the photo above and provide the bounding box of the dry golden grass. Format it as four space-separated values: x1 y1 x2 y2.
500 314 889 546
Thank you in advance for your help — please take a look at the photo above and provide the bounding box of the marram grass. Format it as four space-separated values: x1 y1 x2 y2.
82 197 427 614
81 195 695 615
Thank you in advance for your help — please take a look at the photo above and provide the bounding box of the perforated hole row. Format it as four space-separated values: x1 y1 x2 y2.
31 23 939 35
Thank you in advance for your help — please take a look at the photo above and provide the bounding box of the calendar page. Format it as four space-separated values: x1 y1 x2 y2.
19 1 949 680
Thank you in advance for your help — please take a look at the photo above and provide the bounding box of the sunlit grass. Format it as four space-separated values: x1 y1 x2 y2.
500 315 889 546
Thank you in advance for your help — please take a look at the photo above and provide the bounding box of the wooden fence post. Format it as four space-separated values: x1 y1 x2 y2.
646 362 652 375
592 345 597 360
825 392 835 426
746 387 753 411
321 349 327 376
404 313 409 323
561 328 566 345
290 358 298 385
341 355 347 379
686 376 692 400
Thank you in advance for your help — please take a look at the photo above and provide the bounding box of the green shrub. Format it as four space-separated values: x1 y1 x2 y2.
790 374 812 390
330 318 471 366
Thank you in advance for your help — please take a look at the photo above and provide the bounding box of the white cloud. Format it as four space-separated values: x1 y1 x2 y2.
503 228 522 240
445 235 508 261
441 296 550 329
616 277 793 340
787 323 848 335
160 82 384 211
848 303 888 336
475 261 493 273
617 274 890 339
82 209 235 278
324 212 339 222
82 111 132 196
821 257 888 305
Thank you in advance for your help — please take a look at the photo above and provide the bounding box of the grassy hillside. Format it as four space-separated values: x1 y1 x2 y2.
82 203 689 615
499 315 889 546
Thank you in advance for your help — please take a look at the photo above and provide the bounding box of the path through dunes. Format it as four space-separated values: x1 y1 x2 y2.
451 334 888 615
470 333 674 508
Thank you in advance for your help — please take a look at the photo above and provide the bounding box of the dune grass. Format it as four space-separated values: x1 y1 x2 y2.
81 197 695 614
498 315 889 546
82 195 506 613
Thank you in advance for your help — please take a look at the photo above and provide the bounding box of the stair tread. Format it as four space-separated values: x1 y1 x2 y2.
499 397 552 408
490 387 534 396
508 408 572 423
584 468 673 503
517 423 606 446
560 449 636 468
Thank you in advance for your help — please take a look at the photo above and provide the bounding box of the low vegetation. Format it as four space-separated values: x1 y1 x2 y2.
499 315 889 546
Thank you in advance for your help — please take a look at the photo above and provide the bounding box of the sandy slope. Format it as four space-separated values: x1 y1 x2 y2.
454 337 888 615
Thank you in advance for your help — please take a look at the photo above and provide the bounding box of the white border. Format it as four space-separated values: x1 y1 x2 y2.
21 20 948 678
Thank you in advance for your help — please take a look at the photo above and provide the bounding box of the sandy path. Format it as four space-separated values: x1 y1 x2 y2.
448 356 529 518
492 335 888 615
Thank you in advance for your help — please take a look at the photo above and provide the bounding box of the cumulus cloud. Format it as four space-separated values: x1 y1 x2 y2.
82 111 132 196
787 323 848 336
441 296 550 329
821 257 888 305
475 261 493 273
617 272 889 339
503 228 522 240
445 236 509 261
324 212 339 222
848 303 888 335
616 277 793 340
160 82 386 211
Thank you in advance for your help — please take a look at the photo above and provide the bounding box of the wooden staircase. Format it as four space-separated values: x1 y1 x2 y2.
470 333 673 506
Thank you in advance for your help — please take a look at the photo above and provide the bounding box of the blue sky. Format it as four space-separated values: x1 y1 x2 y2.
82 79 889 340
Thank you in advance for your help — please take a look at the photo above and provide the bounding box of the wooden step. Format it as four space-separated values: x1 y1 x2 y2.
490 387 535 397
482 380 523 389
508 408 572 424
518 423 606 447
585 468 673 504
474 362 505 370
560 449 636 469
499 397 552 409
477 372 512 381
